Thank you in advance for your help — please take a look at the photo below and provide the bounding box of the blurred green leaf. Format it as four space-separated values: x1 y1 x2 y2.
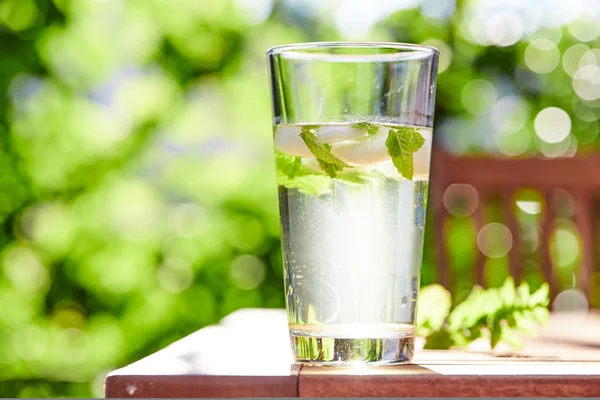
420 277 550 351
499 277 516 306
423 329 454 350
490 321 501 349
416 284 451 335
529 283 550 307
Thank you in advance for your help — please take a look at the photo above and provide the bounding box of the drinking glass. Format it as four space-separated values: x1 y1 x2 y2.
267 42 439 364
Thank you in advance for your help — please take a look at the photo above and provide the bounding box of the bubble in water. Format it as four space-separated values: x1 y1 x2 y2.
287 285 294 296
400 296 408 307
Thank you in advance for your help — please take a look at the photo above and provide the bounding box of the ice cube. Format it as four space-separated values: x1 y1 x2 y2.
330 127 391 166
316 124 368 143
340 128 432 178
413 129 432 177
273 124 312 157
274 123 370 157
377 161 402 179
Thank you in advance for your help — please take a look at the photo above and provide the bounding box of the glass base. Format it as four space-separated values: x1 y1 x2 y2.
291 333 414 365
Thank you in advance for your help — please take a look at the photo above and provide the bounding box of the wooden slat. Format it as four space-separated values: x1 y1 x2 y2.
573 191 596 297
434 150 600 190
434 205 451 290
539 191 558 300
502 189 522 282
105 374 299 398
431 155 450 290
299 372 600 397
473 189 486 286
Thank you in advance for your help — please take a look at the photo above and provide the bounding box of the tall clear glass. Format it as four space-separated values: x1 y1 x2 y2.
267 42 439 365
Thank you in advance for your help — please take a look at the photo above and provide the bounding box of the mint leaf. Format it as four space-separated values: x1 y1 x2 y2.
385 126 425 180
300 126 350 178
337 170 381 186
279 174 332 195
275 152 332 195
351 122 379 136
276 151 305 179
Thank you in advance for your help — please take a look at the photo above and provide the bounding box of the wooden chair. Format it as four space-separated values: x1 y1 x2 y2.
430 147 599 301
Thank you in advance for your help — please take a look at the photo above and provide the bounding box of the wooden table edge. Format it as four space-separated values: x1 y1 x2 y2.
298 372 600 397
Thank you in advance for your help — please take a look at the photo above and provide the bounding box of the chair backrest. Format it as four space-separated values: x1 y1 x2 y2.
430 147 599 302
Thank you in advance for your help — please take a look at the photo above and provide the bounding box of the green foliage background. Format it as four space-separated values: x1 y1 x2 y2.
0 0 598 396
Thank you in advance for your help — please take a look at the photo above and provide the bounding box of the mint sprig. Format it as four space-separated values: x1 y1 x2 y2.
275 152 331 195
384 126 425 180
299 126 350 178
350 122 379 136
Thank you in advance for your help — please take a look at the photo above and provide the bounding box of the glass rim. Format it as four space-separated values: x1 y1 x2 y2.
267 41 439 62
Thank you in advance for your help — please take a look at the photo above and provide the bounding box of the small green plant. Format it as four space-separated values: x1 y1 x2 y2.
417 277 550 350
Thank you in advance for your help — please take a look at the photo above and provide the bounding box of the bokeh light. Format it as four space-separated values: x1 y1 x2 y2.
486 11 524 47
562 44 590 77
534 107 571 144
2 246 49 293
549 227 581 268
568 14 600 42
495 128 531 156
229 255 265 290
553 289 589 314
477 223 513 259
516 200 541 215
524 39 560 74
491 96 530 134
0 0 42 32
421 39 452 73
461 79 497 115
158 257 194 293
573 65 600 101
443 184 479 217
538 135 574 158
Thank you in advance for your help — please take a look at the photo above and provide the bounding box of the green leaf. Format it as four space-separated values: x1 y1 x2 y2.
516 282 530 306
506 313 517 328
513 311 538 334
529 283 550 307
531 307 550 325
448 287 486 331
423 329 455 350
278 174 332 195
300 126 350 178
336 170 379 186
499 326 524 348
275 152 332 195
275 151 308 179
351 122 379 136
416 284 451 335
468 325 482 341
499 277 516 306
491 322 501 349
384 126 425 180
